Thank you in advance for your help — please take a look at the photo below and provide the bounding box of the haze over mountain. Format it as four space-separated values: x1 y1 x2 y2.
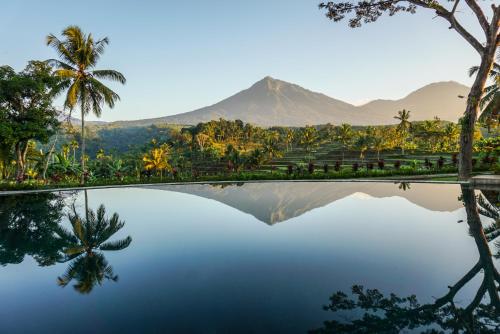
146 182 463 225
114 77 469 127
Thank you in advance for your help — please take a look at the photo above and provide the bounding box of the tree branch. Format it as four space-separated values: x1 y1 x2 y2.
464 278 487 314
491 5 500 46
451 0 460 16
408 0 485 54
415 260 483 312
464 0 490 37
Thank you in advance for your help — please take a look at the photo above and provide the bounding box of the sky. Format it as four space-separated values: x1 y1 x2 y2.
0 0 489 121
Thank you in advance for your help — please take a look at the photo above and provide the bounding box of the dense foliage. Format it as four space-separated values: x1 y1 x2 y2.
0 61 61 181
1 113 497 190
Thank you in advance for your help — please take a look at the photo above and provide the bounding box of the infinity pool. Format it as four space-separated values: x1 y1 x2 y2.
0 182 498 333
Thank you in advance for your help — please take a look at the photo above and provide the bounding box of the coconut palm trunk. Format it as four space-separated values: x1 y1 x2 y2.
81 109 86 184
84 189 89 222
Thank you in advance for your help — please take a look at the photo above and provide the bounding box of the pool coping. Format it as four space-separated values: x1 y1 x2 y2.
0 174 472 196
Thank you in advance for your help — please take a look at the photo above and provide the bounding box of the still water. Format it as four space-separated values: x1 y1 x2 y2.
0 182 498 333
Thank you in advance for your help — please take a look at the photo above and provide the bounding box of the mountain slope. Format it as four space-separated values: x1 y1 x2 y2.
358 81 469 122
112 77 470 127
151 76 364 127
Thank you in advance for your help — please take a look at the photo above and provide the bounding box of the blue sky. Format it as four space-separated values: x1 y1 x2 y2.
1 0 487 121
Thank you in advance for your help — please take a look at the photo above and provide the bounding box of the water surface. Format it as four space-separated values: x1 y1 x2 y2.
0 182 498 333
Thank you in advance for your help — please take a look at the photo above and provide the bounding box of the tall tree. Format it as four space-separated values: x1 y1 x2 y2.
0 62 60 181
469 51 500 132
319 1 499 179
335 123 354 163
46 26 126 184
394 109 411 155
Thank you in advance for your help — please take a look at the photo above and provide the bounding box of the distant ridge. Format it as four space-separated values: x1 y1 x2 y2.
111 77 470 127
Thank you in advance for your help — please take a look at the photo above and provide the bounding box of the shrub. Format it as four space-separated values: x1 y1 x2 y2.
394 160 401 169
451 153 458 166
352 162 359 172
377 160 385 170
323 163 329 173
334 161 341 172
287 164 293 175
481 155 496 165
366 162 374 170
472 158 477 167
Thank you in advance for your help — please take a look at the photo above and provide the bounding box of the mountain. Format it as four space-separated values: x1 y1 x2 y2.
114 77 469 127
145 182 463 225
358 81 470 122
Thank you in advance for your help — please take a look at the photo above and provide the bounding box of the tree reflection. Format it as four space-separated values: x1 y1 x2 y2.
0 192 68 266
311 185 500 333
397 182 411 191
56 198 132 294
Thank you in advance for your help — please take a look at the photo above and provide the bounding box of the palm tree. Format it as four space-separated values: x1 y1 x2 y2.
469 51 499 132
56 203 132 294
262 133 283 161
69 140 79 162
443 123 460 152
394 109 411 155
371 129 387 160
299 126 319 161
420 118 443 152
354 132 371 162
246 148 266 170
143 146 172 179
284 129 295 152
335 123 353 164
46 26 126 184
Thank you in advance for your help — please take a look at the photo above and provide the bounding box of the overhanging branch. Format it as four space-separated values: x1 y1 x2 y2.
464 0 490 37
408 0 485 54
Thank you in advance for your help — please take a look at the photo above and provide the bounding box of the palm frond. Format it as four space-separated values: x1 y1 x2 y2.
92 37 110 64
64 80 80 110
468 65 479 77
46 35 78 66
45 59 75 71
54 225 78 244
99 236 132 251
89 77 121 108
64 246 86 256
92 70 126 84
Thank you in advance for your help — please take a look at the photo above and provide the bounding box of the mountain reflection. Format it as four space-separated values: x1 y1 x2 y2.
56 192 132 294
150 182 464 224
311 185 500 333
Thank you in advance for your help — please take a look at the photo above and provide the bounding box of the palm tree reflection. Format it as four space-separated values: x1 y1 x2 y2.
311 185 500 333
56 202 132 294
397 182 411 191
